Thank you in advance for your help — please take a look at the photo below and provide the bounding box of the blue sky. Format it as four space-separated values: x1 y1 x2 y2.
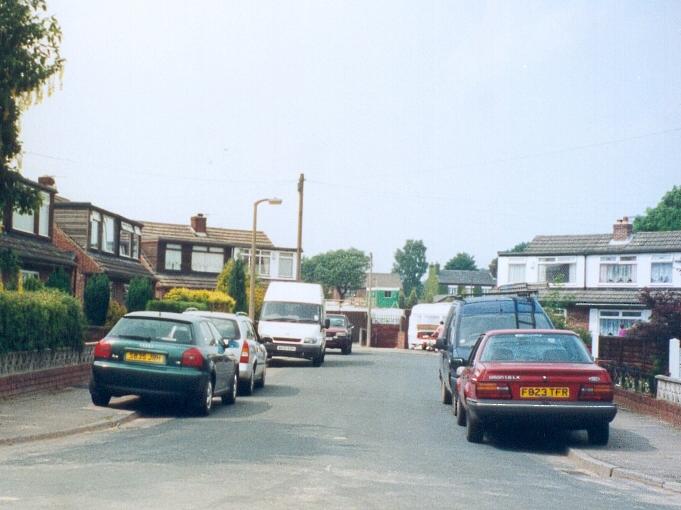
20 0 681 272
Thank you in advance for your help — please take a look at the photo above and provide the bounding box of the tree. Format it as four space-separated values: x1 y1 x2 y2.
405 288 418 309
422 263 440 303
0 248 20 290
633 186 681 232
126 277 154 312
227 258 248 313
444 252 477 271
302 249 369 300
488 258 498 278
45 267 70 293
84 274 110 326
1 0 64 214
510 242 529 253
392 240 428 297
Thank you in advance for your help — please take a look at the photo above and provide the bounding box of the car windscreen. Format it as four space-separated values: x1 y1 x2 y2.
209 318 240 340
260 301 321 323
479 333 592 363
328 316 346 327
108 318 195 344
457 300 552 347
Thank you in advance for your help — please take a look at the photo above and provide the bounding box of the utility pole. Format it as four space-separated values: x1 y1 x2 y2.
296 173 304 281
366 252 373 347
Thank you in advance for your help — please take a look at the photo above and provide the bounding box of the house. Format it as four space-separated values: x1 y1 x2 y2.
438 269 496 296
52 183 156 304
366 273 402 308
141 214 297 297
0 175 76 287
496 217 681 357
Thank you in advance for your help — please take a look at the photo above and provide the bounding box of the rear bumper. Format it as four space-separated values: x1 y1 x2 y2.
90 362 207 399
264 342 322 359
466 399 617 427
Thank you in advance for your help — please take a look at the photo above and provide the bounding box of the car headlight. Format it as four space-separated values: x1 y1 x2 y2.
303 337 320 344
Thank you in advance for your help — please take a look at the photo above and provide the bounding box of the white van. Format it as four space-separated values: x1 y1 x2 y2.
258 282 328 366
408 302 452 349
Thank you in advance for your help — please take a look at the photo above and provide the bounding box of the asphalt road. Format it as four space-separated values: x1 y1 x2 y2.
0 348 679 509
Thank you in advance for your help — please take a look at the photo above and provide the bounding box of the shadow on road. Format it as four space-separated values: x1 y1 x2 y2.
485 427 571 454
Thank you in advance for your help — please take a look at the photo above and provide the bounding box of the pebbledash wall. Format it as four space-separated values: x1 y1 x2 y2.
0 346 94 398
656 376 681 406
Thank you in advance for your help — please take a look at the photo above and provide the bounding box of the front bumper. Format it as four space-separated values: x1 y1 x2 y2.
325 336 350 349
466 399 617 428
264 342 322 359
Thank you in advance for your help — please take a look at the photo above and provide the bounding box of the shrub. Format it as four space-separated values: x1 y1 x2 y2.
0 248 20 291
164 287 235 312
45 267 71 293
23 276 44 292
146 299 208 313
84 273 110 325
126 277 154 312
105 300 127 329
0 290 85 353
216 260 234 294
248 283 267 319
227 259 247 313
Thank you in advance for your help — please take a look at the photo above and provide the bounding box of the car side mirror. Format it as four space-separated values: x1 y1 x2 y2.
324 318 330 329
449 357 465 371
456 366 466 377
434 338 447 350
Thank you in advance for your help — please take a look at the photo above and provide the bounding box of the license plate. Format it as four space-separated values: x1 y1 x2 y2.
124 351 166 364
520 387 570 399
276 345 297 352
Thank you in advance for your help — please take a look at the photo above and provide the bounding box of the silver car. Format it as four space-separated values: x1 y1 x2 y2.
184 311 267 395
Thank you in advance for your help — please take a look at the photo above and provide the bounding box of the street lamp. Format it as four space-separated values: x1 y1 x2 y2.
249 198 282 319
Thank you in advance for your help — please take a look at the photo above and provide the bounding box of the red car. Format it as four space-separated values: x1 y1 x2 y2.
455 329 617 445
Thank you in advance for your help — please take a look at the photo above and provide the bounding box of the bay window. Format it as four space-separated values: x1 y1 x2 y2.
599 256 637 284
192 246 224 273
165 244 182 271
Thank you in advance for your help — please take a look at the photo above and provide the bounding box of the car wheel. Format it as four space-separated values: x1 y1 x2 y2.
90 387 111 407
239 371 255 396
342 342 351 355
255 364 266 388
466 417 484 443
312 353 323 367
440 378 452 405
195 378 213 416
455 398 466 426
222 373 238 405
587 423 609 445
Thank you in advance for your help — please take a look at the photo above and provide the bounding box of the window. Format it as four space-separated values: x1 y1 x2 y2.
38 192 50 237
12 207 34 233
538 258 576 284
507 263 526 284
102 216 115 253
384 290 393 298
165 244 182 271
198 322 216 346
278 252 294 278
599 256 637 284
90 211 101 249
132 226 141 259
239 248 271 276
20 270 40 282
191 245 224 273
651 255 673 284
599 310 643 336
119 222 134 258
210 318 240 340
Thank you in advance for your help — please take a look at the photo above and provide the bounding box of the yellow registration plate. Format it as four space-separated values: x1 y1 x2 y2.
124 351 166 365
520 387 570 399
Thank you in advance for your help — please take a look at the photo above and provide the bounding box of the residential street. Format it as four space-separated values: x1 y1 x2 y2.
0 348 678 509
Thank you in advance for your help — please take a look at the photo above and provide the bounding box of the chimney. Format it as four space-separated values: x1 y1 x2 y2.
191 213 207 234
38 175 56 189
612 217 632 241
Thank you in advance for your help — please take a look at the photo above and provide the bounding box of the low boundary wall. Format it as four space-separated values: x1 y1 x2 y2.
615 387 681 429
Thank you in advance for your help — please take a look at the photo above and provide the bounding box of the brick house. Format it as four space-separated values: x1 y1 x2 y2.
52 186 156 305
0 175 76 286
141 214 297 297
496 218 681 357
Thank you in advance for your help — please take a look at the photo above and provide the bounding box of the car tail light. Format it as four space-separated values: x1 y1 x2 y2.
181 347 204 368
93 340 112 359
579 384 614 401
240 341 250 364
475 382 512 400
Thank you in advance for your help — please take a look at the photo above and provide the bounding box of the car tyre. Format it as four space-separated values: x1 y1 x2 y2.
587 423 609 445
239 371 255 396
222 373 238 405
312 352 323 367
255 364 266 388
466 417 484 443
194 378 213 416
90 387 111 407
440 378 452 405
341 342 352 355
455 398 466 426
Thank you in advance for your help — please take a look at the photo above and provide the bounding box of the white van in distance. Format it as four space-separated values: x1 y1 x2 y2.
258 282 329 366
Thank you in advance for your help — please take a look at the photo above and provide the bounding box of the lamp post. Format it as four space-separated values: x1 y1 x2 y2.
249 197 282 320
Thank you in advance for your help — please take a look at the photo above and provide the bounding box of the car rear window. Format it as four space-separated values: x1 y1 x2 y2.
210 318 240 340
108 318 195 345
479 333 592 363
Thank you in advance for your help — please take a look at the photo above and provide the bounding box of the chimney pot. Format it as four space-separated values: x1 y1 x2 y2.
613 217 632 241
191 213 207 234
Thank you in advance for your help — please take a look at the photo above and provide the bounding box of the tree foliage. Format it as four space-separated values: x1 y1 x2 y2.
302 249 369 299
633 185 681 232
45 266 70 293
228 258 248 313
1 0 64 214
422 263 440 303
126 277 154 312
392 240 428 297
510 242 529 253
444 252 477 271
84 273 110 326
405 288 418 309
488 258 498 278
0 248 20 290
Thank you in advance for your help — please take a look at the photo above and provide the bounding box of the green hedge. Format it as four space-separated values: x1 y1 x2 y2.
145 300 208 313
0 290 85 353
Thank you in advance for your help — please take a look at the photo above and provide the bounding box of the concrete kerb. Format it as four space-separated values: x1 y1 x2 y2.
0 410 140 447
567 448 681 495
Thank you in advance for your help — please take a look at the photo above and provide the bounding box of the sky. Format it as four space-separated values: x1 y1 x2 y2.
19 0 681 273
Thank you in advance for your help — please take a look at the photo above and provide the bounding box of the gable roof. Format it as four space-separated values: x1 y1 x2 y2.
499 231 681 257
141 221 274 248
366 272 401 290
438 269 496 286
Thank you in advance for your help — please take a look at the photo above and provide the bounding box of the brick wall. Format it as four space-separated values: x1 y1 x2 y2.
0 364 91 399
371 324 400 348
52 226 102 300
615 388 681 429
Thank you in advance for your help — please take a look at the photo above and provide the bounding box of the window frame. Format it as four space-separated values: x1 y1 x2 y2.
164 243 183 271
191 245 224 273
598 255 637 284
102 215 115 254
278 252 294 279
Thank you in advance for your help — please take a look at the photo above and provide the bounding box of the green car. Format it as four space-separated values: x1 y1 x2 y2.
89 311 240 416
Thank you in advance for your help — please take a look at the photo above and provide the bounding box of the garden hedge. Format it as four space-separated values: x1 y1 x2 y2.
145 300 208 313
0 290 85 353
163 288 235 312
